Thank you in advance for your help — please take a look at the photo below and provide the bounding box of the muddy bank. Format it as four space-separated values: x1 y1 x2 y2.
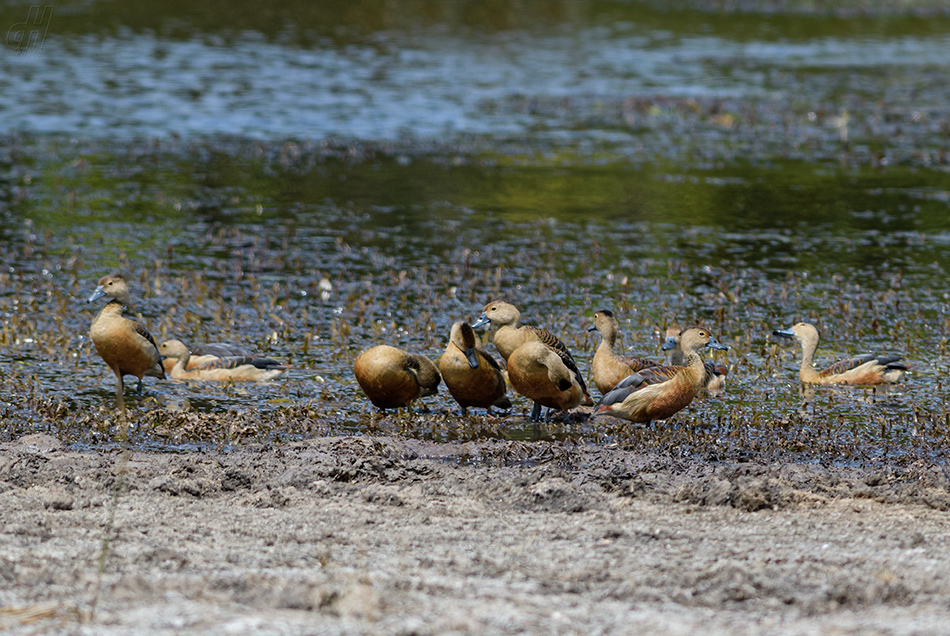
4 432 950 635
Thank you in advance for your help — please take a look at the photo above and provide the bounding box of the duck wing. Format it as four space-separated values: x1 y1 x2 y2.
618 355 660 372
133 322 161 356
194 355 287 371
819 354 906 377
193 342 249 357
523 325 588 393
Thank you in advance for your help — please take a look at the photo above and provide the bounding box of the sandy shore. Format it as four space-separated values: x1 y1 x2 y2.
3 432 950 635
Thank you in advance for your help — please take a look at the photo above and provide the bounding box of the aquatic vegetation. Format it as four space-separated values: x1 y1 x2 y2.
1 137 948 464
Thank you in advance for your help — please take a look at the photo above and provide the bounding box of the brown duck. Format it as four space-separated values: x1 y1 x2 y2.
507 341 586 421
353 345 441 410
588 309 659 395
594 327 728 424
772 322 907 385
439 321 511 415
161 341 249 374
160 339 287 382
88 273 165 397
471 300 592 408
663 326 729 397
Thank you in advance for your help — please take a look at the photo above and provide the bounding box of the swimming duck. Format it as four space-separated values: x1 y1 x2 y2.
88 273 166 398
161 341 249 374
506 340 586 421
594 327 728 423
471 300 592 406
439 321 511 415
159 339 287 382
663 326 729 397
587 309 659 395
772 322 907 385
353 345 441 410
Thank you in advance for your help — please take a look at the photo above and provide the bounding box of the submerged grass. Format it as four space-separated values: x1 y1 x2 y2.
2 138 950 463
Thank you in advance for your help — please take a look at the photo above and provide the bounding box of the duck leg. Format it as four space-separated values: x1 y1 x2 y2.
530 401 543 422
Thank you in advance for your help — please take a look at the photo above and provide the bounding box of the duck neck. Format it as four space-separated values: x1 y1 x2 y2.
172 348 191 373
97 299 124 319
798 339 820 382
599 324 618 350
684 350 706 387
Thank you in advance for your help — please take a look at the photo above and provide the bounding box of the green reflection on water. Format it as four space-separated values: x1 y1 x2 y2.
5 0 950 45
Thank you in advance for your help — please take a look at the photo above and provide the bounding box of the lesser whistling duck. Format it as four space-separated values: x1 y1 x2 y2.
353 345 441 410
594 327 728 423
88 273 165 397
439 321 511 415
471 300 592 406
587 309 659 395
159 339 287 382
161 341 249 374
772 322 907 385
506 340 586 421
663 326 729 397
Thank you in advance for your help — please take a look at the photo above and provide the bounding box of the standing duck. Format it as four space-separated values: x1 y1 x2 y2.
587 309 659 395
88 273 165 398
506 341 586 421
439 321 511 415
663 326 729 397
353 345 441 410
594 327 728 424
159 339 287 382
471 301 592 409
772 322 907 385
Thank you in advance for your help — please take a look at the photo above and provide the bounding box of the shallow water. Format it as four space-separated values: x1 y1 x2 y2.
2 1 950 460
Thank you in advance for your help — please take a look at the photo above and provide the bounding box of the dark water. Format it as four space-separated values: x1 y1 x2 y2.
2 0 950 460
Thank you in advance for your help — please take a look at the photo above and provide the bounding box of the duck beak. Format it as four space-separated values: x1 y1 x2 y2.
88 286 106 303
586 324 597 333
772 328 795 339
661 336 678 351
470 313 490 329
707 336 730 351
465 346 479 369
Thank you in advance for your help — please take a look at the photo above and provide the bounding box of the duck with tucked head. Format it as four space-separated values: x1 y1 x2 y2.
663 326 729 397
507 341 586 421
88 273 165 399
354 345 441 411
471 300 592 410
587 309 659 395
594 327 728 424
159 339 287 382
439 321 511 415
161 341 249 374
772 322 907 385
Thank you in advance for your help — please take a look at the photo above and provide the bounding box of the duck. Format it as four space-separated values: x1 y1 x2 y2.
506 341 586 421
771 322 907 385
471 300 592 406
353 345 441 410
161 341 249 374
587 309 659 395
663 326 729 397
159 339 287 382
594 327 728 424
88 273 165 398
439 321 511 415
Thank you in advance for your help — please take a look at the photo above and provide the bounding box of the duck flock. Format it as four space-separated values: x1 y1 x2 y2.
88 273 909 424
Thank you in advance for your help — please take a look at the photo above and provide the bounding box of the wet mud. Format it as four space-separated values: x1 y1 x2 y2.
5 433 950 635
